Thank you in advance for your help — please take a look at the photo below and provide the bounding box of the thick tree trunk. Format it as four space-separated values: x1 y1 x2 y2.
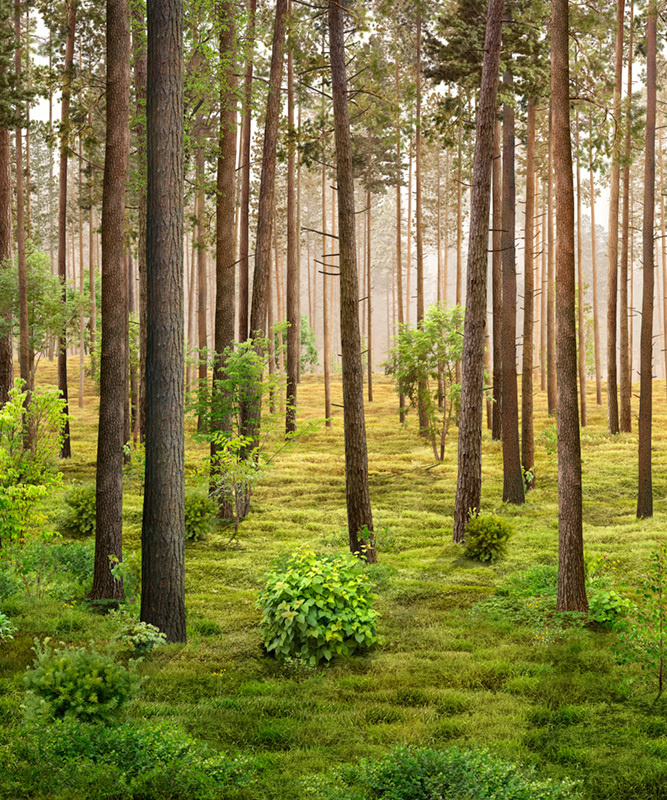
521 99 535 489
328 0 375 562
491 119 502 440
57 0 76 459
620 7 633 432
552 0 587 612
91 0 130 604
141 0 186 643
452 0 504 542
286 5 298 434
637 0 656 519
0 128 11 403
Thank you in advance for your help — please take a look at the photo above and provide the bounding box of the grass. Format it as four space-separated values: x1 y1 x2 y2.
3 357 667 798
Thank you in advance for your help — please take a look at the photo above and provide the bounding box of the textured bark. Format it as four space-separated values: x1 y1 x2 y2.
607 0 625 435
552 0 587 612
328 0 375 562
521 99 535 489
547 110 556 415
500 70 524 506
452 0 504 542
141 0 186 643
0 128 11 403
286 5 298 434
491 119 502 440
576 110 586 427
637 0 656 519
238 0 256 343
57 0 76 459
91 0 130 604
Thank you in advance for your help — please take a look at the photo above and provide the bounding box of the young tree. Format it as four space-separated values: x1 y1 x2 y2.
328 0 375 562
91 0 130 604
141 0 186 643
452 0 504 542
552 0 587 612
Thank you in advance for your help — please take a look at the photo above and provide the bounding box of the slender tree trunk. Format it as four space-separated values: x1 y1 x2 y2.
547 109 557 414
552 0 587 612
491 119 502 439
456 118 463 307
607 0 625 434
57 0 76 458
322 157 332 424
91 0 130 604
141 0 186 643
394 35 405 423
637 0 656 519
286 4 298 434
195 119 208 416
78 134 85 409
660 126 667 401
406 142 412 326
540 184 547 391
453 0 504 542
521 98 535 489
0 128 11 403
620 7 633 432
366 188 373 402
415 9 427 430
589 156 602 404
576 109 587 426
328 0 375 561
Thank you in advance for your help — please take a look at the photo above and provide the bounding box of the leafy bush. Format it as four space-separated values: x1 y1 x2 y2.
112 614 166 656
60 485 97 537
257 548 380 665
463 514 513 563
588 588 633 627
184 490 217 541
307 745 580 800
0 569 18 599
109 551 141 603
0 718 254 800
0 611 15 643
51 540 95 587
24 638 143 723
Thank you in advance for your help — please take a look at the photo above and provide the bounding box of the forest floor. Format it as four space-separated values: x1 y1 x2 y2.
3 359 667 799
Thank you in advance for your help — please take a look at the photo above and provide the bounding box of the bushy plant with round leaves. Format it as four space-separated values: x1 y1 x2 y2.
463 514 513 563
112 615 167 656
588 589 633 627
0 611 16 643
184 490 217 541
257 548 380 666
23 638 143 723
60 485 97 537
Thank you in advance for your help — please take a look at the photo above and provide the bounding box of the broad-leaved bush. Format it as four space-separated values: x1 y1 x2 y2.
464 514 513 563
257 548 380 665
112 615 167 655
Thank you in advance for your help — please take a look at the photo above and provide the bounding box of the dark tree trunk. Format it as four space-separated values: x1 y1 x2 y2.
500 70 524 505
491 119 502 440
91 0 130 604
521 98 535 489
286 2 298 435
0 128 11 403
637 0 656 519
452 0 504 542
141 0 186 643
552 0 587 612
57 0 76 459
328 0 375 562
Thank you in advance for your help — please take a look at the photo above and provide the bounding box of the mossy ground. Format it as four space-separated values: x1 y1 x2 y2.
3 358 667 799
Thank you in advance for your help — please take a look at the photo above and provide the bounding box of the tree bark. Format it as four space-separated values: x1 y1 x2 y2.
521 98 535 489
491 119 502 440
637 0 656 519
286 2 298 434
394 27 405 423
452 0 504 542
576 109 587 427
92 0 130 604
141 0 186 643
0 127 11 403
552 0 587 612
589 153 602 404
547 109 556 415
366 188 373 402
328 0 375 562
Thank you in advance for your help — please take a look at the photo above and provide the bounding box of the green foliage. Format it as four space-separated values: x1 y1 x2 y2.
184 490 217 541
300 314 319 373
614 546 667 698
109 551 141 604
309 744 580 799
0 611 15 643
0 718 254 800
588 589 633 627
387 304 464 461
257 548 380 665
61 485 97 537
539 421 558 458
112 613 167 656
463 514 513 563
24 638 143 723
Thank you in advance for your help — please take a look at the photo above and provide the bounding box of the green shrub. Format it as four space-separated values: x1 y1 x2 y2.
61 485 97 537
112 614 166 655
184 490 217 541
24 638 143 723
0 569 18 599
51 540 95 587
463 514 513 563
257 547 380 665
0 611 15 643
588 588 633 627
0 718 254 800
307 745 580 799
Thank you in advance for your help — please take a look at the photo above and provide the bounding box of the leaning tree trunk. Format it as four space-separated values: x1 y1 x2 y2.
141 0 186 643
637 0 656 519
552 0 587 613
452 0 504 542
328 0 375 562
521 98 535 489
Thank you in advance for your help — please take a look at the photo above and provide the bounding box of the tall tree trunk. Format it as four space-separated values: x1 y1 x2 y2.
394 31 405 423
0 128 11 403
607 0 625 435
195 119 207 418
552 0 587 612
660 126 667 401
366 188 373 402
491 119 502 439
521 99 535 489
576 109 587 426
238 0 256 343
547 109 556 414
415 8 427 430
286 4 298 434
452 0 504 542
78 134 85 409
589 151 602 404
91 0 130 604
637 0 656 519
142 0 186 643
57 0 76 459
501 69 524 505
456 118 463 307
540 183 547 391
328 0 375 562
322 156 332 425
